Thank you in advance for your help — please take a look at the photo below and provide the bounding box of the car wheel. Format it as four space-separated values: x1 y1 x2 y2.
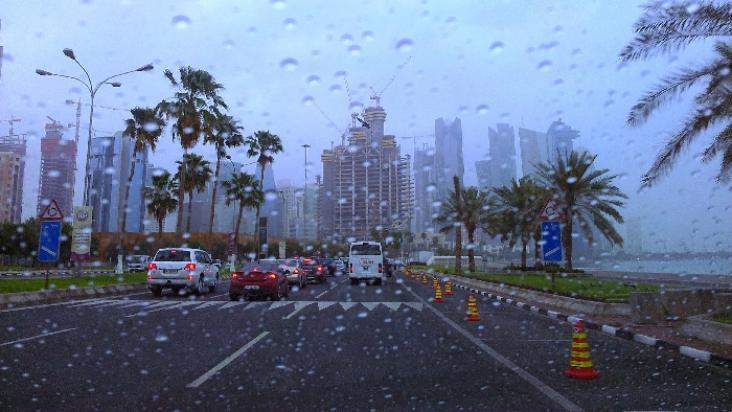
151 286 162 297
171 286 182 295
229 293 239 301
208 274 218 293
283 283 290 298
374 278 382 286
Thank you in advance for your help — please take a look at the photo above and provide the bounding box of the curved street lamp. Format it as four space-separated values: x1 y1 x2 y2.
36 48 153 208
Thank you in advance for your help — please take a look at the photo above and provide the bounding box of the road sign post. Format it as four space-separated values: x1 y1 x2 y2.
38 200 64 289
539 198 563 266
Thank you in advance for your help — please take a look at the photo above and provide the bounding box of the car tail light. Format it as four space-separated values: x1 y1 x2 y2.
232 272 242 280
317 265 323 272
378 263 383 273
147 262 157 270
349 263 353 273
184 262 196 271
293 268 300 274
186 274 194 281
268 273 277 280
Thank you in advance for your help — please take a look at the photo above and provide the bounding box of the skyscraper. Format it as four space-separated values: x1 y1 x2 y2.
546 119 579 159
413 144 436 233
257 163 283 238
88 132 148 232
0 152 21 223
488 123 517 189
475 160 492 192
518 127 548 177
0 122 26 223
318 98 413 241
37 119 76 219
433 117 464 202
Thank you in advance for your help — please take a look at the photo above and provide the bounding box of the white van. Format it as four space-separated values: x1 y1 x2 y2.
348 241 385 285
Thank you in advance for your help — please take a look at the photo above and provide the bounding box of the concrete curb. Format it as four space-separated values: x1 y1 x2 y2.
415 273 732 370
0 283 148 310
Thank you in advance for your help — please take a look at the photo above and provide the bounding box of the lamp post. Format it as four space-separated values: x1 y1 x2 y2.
36 49 153 209
302 144 310 240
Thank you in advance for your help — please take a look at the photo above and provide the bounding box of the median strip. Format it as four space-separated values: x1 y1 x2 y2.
187 331 269 388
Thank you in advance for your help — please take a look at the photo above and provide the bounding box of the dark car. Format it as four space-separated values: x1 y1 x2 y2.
322 258 337 277
384 258 394 277
300 257 326 283
229 261 289 301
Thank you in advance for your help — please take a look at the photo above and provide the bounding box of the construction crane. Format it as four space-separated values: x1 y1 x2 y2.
399 134 435 158
368 55 412 105
0 116 21 136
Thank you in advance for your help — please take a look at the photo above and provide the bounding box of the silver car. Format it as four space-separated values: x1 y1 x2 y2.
147 248 219 297
279 258 307 289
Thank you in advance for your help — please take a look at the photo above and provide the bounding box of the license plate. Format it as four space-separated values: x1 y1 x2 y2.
163 269 179 274
244 285 259 290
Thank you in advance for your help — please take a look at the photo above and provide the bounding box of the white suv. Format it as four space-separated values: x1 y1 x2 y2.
147 248 219 297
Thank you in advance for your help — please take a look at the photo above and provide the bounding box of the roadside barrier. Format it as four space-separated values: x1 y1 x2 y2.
466 292 480 321
565 319 600 380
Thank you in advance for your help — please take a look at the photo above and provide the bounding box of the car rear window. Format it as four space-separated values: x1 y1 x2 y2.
244 262 279 273
154 250 191 261
286 259 299 266
302 258 319 266
350 244 382 255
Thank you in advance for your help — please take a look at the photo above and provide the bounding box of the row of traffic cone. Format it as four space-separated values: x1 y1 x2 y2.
403 267 599 381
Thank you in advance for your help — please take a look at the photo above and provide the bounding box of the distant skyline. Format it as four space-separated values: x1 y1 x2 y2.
1 0 730 254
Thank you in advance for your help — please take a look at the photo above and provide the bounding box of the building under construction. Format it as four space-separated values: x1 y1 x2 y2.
0 118 27 223
318 97 413 242
37 118 77 219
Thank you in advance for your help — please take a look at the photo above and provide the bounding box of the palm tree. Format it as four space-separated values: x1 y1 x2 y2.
535 150 627 269
491 177 546 270
204 114 245 233
221 172 263 252
157 67 227 233
620 1 732 186
434 176 463 274
460 187 490 272
144 170 178 234
176 154 213 233
245 130 284 252
120 107 165 239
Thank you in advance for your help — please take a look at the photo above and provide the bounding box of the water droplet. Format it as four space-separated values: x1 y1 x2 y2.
306 75 320 86
223 39 235 50
537 60 552 71
301 96 314 106
476 105 489 115
265 191 278 201
357 311 368 318
686 3 700 13
349 101 363 112
171 15 191 29
280 58 298 71
334 70 347 80
329 84 342 94
719 67 730 76
395 38 414 53
47 169 61 178
143 122 160 132
489 41 504 54
341 33 353 45
270 0 285 10
362 31 374 41
155 334 168 342
426 184 436 193
566 176 578 184
283 18 296 30
348 45 362 56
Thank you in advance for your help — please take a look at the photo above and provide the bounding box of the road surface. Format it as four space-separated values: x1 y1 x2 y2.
1 272 730 411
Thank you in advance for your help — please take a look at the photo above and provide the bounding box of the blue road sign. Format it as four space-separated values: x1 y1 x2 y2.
38 220 62 263
541 220 563 262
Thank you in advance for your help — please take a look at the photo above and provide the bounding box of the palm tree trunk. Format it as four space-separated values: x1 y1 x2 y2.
176 150 187 234
521 238 528 271
254 163 266 257
119 155 137 256
157 217 163 234
186 190 193 234
208 156 221 233
454 225 462 275
467 228 476 272
563 205 573 270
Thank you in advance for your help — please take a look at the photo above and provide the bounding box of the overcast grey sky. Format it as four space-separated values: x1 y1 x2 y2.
1 0 730 253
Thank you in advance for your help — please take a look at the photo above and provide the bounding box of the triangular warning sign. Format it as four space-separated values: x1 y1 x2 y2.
539 198 561 220
39 200 64 220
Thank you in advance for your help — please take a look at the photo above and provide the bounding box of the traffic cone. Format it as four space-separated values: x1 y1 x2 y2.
466 292 480 321
433 282 443 302
444 281 453 296
422 274 428 284
565 319 599 380
432 277 439 290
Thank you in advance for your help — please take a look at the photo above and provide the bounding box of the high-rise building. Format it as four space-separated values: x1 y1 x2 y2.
257 163 283 238
0 124 27 223
487 123 517 189
413 144 436 233
37 119 76 219
518 127 548 177
0 152 21 223
475 159 492 192
433 117 464 202
546 119 579 159
318 97 413 241
278 181 304 239
88 132 148 232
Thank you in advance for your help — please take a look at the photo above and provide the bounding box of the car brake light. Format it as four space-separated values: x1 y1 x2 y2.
293 268 300 274
378 263 383 273
268 273 277 280
147 262 157 270
317 265 323 272
232 272 241 280
184 262 196 271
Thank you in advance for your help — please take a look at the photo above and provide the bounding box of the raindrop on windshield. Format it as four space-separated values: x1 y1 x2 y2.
395 38 414 53
307 75 320 86
270 0 285 10
476 105 489 115
171 15 191 29
301 96 315 106
489 41 504 54
537 60 552 71
348 45 362 56
362 31 374 41
143 122 160 132
223 39 235 50
280 58 299 71
283 18 296 30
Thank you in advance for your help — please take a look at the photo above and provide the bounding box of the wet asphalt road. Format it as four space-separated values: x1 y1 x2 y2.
1 273 731 411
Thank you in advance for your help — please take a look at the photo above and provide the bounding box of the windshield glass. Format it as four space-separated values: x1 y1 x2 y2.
350 244 382 255
154 250 190 262
243 261 279 273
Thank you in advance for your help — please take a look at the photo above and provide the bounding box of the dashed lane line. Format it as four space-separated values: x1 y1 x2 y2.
0 328 77 347
186 331 269 388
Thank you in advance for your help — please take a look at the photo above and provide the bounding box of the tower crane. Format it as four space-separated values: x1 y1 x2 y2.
399 134 435 158
0 116 21 136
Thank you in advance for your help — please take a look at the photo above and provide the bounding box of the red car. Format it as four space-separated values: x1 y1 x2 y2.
229 261 289 301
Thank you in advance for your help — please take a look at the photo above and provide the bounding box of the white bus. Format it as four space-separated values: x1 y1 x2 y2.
348 241 385 285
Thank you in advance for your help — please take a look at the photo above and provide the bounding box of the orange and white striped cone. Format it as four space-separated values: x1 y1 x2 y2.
432 277 439 290
565 320 599 380
444 281 453 296
433 282 443 302
466 292 480 321
422 274 429 284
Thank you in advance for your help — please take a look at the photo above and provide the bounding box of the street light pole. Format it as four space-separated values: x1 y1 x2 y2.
302 144 310 240
37 49 153 208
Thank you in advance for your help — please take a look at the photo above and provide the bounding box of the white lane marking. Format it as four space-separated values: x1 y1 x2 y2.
93 300 139 308
268 301 292 310
382 302 402 311
209 293 227 299
119 300 156 308
0 328 77 347
219 301 247 310
317 301 337 310
69 299 115 307
282 301 315 319
402 285 583 412
361 302 379 311
314 290 329 299
339 302 357 311
193 301 221 311
186 331 269 388
403 302 424 312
